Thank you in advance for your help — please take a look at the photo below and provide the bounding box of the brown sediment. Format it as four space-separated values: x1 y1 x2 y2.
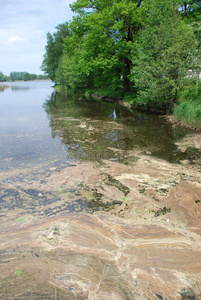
0 136 201 299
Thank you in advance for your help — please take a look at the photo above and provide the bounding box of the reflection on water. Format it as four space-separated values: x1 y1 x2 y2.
0 81 200 172
11 86 33 91
0 85 9 93
0 81 68 171
44 91 199 163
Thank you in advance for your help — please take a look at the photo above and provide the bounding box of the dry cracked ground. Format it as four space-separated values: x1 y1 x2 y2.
0 133 201 299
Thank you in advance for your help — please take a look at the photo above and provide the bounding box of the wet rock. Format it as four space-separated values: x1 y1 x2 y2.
1 148 201 298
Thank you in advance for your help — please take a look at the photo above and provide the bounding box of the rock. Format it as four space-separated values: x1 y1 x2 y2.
1 150 201 299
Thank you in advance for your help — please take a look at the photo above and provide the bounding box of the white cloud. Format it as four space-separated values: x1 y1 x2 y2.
7 35 26 43
0 0 74 76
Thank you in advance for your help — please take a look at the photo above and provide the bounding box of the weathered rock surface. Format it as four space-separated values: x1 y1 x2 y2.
0 135 201 299
0 212 201 299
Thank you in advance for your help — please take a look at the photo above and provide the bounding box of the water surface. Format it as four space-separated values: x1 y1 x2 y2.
0 80 199 173
43 90 199 164
0 81 68 171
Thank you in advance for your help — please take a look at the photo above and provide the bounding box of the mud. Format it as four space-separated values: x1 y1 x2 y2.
0 134 201 299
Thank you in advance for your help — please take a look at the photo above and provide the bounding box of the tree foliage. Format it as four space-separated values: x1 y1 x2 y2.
131 0 198 112
41 0 200 113
0 72 7 82
179 0 201 17
179 1 201 85
0 71 48 82
62 0 145 94
41 23 71 82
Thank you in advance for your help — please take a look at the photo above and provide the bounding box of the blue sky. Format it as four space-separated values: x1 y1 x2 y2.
0 0 74 76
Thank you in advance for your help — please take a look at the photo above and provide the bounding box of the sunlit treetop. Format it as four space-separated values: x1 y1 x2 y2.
70 0 144 14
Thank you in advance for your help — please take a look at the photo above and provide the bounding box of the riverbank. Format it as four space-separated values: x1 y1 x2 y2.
94 96 201 132
167 115 201 132
54 86 201 132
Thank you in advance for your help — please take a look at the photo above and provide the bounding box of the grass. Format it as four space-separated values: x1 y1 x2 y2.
173 84 201 128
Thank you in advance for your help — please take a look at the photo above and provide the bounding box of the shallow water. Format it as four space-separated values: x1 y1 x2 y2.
0 81 199 218
0 81 200 172
41 87 200 164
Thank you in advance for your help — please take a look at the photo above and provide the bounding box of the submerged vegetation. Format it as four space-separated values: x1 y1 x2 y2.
41 0 201 125
0 85 9 92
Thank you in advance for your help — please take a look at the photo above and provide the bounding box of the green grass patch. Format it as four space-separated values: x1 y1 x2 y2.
14 270 22 276
174 85 201 127
17 217 26 223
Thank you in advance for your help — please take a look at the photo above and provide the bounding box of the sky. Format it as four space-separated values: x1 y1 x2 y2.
0 0 74 76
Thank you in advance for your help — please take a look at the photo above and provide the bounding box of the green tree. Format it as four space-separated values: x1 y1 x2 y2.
63 0 145 94
0 72 7 81
132 0 198 112
9 72 48 81
30 73 37 80
10 72 16 81
23 72 31 81
179 1 201 85
41 23 71 82
179 0 201 16
62 15 93 91
37 74 49 80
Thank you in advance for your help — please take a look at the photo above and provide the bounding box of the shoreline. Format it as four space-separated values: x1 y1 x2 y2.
166 115 201 132
55 86 201 132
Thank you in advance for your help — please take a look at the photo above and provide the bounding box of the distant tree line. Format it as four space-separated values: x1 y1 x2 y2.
0 71 49 82
41 0 201 113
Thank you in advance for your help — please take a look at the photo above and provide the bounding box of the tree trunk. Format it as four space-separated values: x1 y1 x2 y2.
196 70 200 86
170 88 178 114
123 57 131 94
123 76 130 94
